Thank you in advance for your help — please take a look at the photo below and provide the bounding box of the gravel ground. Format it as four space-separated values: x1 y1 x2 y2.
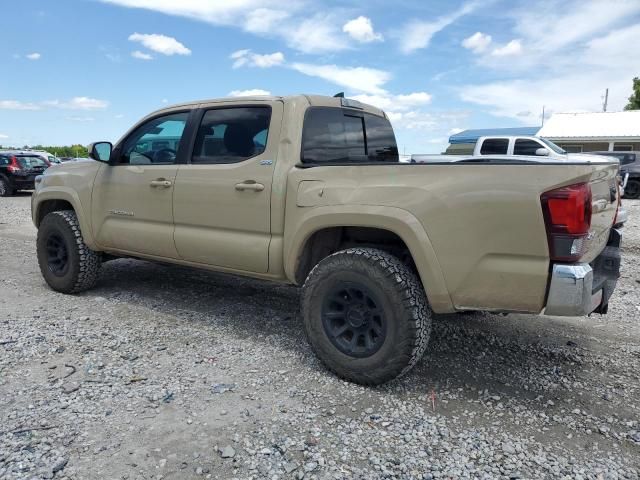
1 193 639 480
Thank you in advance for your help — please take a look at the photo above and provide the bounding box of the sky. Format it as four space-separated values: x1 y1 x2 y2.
1 0 639 154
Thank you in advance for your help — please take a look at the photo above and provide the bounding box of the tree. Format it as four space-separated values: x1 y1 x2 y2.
624 77 640 110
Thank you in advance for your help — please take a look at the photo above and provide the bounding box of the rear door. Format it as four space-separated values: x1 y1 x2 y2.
172 101 283 272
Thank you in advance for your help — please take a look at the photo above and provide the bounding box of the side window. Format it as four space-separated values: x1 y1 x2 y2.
120 112 189 165
191 107 271 164
514 139 544 156
0 156 8 166
479 138 509 155
301 108 398 164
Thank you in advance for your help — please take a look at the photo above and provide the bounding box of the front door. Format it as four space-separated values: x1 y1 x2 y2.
172 102 282 272
91 111 190 258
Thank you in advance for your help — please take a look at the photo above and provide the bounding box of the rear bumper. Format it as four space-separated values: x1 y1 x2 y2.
544 228 622 316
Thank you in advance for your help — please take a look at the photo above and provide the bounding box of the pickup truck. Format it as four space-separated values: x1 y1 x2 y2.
31 94 623 385
411 135 604 163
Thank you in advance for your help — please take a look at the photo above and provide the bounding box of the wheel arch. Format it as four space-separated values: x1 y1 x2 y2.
32 188 98 250
284 205 454 313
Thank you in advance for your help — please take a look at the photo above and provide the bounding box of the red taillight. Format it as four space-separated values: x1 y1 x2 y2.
7 156 21 173
541 183 592 262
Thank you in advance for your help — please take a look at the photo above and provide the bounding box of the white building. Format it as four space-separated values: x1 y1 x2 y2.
538 111 640 153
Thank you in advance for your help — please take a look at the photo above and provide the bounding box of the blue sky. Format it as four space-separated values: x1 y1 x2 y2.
1 0 639 153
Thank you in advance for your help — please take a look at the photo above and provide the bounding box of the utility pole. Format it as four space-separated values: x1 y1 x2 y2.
603 88 609 112
541 105 545 126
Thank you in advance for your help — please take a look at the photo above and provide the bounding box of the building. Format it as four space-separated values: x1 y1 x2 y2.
537 111 640 153
447 110 640 154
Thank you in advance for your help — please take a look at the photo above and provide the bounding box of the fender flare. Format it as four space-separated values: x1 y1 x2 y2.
32 187 98 250
284 204 454 313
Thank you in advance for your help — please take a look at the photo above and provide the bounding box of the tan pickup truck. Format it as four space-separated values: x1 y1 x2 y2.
31 94 623 384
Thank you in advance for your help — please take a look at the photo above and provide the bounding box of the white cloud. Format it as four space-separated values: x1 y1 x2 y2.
287 15 350 53
244 8 289 34
231 50 285 69
351 92 432 111
462 32 491 53
449 127 464 135
399 1 478 53
459 4 640 122
131 50 153 60
290 63 390 95
0 100 41 111
0 134 9 139
26 53 41 60
66 116 95 122
44 97 109 110
128 32 191 56
490 39 522 57
104 1 349 54
343 16 383 43
228 89 272 97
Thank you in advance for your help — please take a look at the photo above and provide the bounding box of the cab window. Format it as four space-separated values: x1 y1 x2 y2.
479 138 509 155
513 139 544 156
191 107 271 164
301 107 398 164
120 112 189 165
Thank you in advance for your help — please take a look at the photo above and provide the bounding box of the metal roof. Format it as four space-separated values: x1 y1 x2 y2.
449 126 540 144
538 111 640 139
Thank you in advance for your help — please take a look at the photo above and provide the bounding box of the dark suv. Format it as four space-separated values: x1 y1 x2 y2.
591 151 639 199
0 152 49 196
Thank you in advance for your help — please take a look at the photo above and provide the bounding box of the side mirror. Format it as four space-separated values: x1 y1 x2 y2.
88 142 113 163
535 147 550 156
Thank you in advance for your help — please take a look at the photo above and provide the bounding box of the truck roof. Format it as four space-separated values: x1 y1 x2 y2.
155 94 386 118
449 127 540 144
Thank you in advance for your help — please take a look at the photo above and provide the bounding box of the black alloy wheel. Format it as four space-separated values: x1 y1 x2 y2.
321 282 387 358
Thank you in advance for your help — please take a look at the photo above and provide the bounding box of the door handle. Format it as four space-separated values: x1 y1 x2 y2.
235 181 265 192
150 179 172 188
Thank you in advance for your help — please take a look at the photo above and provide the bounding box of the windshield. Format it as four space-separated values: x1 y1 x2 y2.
539 138 566 154
17 156 48 168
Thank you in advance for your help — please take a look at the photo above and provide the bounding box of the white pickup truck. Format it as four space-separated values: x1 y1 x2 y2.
411 136 604 163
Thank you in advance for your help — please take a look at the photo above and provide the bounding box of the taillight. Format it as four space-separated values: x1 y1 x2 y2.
541 182 592 262
7 156 21 173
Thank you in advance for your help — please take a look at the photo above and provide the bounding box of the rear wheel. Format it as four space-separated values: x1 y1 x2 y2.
0 177 14 197
301 248 432 385
624 179 640 199
37 210 101 293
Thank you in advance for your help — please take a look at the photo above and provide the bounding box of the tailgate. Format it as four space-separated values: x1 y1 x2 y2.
581 163 619 263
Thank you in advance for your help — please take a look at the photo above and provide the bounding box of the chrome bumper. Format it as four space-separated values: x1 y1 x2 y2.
544 264 601 316
544 229 622 317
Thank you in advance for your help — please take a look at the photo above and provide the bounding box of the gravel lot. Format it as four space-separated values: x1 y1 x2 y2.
1 194 639 480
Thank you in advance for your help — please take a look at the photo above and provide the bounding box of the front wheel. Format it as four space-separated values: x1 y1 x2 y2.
37 210 101 293
624 179 640 199
301 248 432 385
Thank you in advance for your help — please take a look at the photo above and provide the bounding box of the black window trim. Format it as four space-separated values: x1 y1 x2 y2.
112 108 197 166
186 104 273 165
479 138 510 156
300 106 395 165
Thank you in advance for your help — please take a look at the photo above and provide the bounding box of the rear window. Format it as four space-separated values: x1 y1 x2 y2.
17 156 47 168
301 107 398 164
480 139 509 155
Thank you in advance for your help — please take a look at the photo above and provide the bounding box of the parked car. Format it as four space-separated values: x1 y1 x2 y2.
589 151 639 199
0 152 49 196
31 94 623 385
412 136 611 163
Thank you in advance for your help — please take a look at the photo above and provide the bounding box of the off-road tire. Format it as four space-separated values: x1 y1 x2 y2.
0 177 13 197
301 247 432 385
624 179 640 199
37 210 101 293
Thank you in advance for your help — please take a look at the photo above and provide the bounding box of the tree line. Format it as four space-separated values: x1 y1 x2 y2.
0 144 89 158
